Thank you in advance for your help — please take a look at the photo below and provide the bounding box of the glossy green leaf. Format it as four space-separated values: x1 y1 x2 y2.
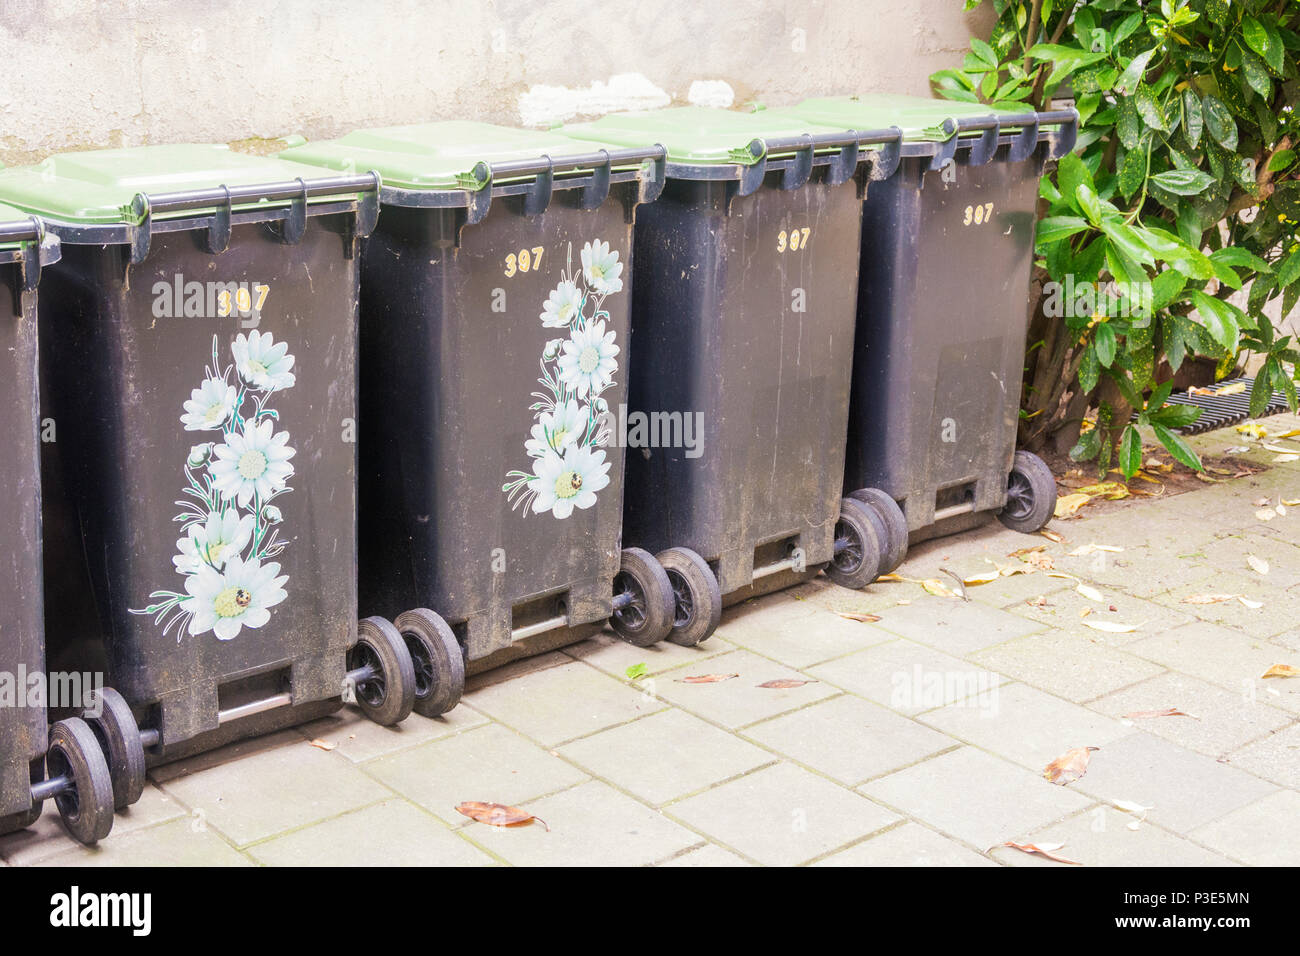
1118 425 1142 478
1148 169 1214 196
1152 423 1203 471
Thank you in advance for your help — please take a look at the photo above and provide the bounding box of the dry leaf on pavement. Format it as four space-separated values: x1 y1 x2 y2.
1181 593 1241 605
836 612 881 623
677 673 739 683
1044 746 1099 785
456 801 549 831
1082 619 1143 634
757 679 817 689
1077 583 1104 602
309 739 336 752
1261 664 1299 679
1247 555 1270 575
1122 708 1198 720
996 841 1081 865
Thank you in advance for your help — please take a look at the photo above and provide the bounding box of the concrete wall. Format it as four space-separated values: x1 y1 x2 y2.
0 0 991 166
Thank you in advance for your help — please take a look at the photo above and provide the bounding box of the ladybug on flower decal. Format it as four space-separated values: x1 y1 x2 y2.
132 331 297 641
503 240 621 519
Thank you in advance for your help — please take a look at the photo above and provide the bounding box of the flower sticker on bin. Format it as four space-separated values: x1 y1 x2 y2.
503 240 622 519
132 331 298 641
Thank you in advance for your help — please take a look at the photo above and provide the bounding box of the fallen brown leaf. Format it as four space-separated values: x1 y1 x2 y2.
1181 593 1241 605
677 673 739 683
1043 746 1099 785
309 738 336 752
757 678 817 689
1122 708 1198 720
1261 664 1299 679
996 841 1081 865
836 612 881 623
456 801 549 831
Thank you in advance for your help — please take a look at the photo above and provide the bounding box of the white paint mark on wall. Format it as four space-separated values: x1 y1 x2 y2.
517 73 672 128
687 80 735 109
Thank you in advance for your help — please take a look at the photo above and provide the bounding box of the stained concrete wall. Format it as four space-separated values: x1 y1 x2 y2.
0 0 991 166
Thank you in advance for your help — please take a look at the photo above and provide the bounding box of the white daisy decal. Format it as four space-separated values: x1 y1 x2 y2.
173 510 255 574
180 377 237 431
558 319 619 398
209 418 296 508
525 399 589 457
233 329 296 392
581 240 624 295
530 444 611 519
183 555 288 641
540 279 584 328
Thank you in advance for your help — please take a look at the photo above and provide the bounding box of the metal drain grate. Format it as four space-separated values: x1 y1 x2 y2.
1148 376 1292 435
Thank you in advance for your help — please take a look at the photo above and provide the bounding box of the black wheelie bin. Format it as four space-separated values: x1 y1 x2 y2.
0 207 124 846
778 96 1077 574
0 145 420 777
558 107 906 646
282 121 675 715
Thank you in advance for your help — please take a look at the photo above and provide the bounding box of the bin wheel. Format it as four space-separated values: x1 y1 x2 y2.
395 608 465 719
349 617 416 727
997 450 1056 534
610 547 675 647
656 547 722 647
46 718 115 846
826 497 883 590
849 487 908 573
83 687 146 811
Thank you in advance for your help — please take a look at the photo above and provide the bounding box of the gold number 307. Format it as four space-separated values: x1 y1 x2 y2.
963 203 994 225
777 227 811 252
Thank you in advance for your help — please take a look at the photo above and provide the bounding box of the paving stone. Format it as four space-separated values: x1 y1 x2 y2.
919 682 1136 771
465 779 698 866
989 809 1235 867
1149 572 1300 639
1067 733 1277 834
1010 585 1196 645
247 799 495 867
1090 672 1294 757
715 602 895 669
563 630 736 679
651 649 837 729
869 599 1047 655
973 631 1164 703
813 822 996 867
743 694 955 785
1052 546 1212 600
859 747 1091 851
1199 532 1300 590
808 639 1004 717
0 783 186 866
667 762 900 866
1271 627 1300 652
558 709 773 806
365 722 588 825
156 734 393 847
1224 722 1300 789
1189 790 1300 866
296 701 489 763
1125 621 1300 715
35 818 250 867
463 659 666 746
657 843 753 867
796 580 910 617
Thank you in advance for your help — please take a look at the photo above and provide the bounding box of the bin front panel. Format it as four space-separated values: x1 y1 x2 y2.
0 256 45 817
846 147 1042 529
623 174 862 593
40 220 357 744
358 194 629 655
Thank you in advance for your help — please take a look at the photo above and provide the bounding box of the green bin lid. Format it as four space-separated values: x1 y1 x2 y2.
780 94 1045 142
557 106 856 166
0 144 349 226
280 121 638 192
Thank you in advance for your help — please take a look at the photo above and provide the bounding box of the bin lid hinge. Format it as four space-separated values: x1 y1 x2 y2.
271 178 310 245
204 186 233 255
128 193 153 264
1008 120 1040 163
637 148 666 206
778 135 815 191
524 157 555 216
956 117 1002 167
927 119 961 173
580 152 612 210
353 171 382 239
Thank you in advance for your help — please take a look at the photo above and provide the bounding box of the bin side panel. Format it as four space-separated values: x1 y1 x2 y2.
846 149 1042 530
358 194 630 660
624 175 862 595
0 260 46 819
40 221 357 748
